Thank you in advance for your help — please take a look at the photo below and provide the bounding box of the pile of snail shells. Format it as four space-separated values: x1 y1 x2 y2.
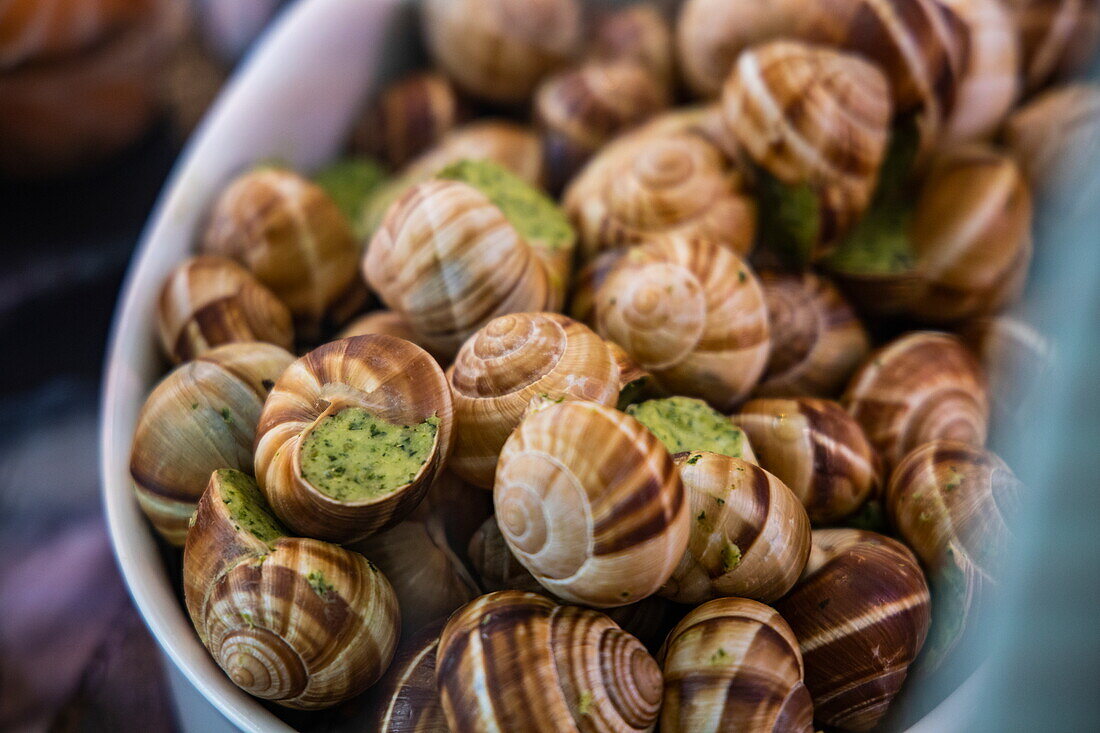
125 0 1077 727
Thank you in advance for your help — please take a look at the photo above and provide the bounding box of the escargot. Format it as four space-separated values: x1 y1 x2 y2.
588 3 675 90
625 396 755 461
354 71 464 170
183 469 399 709
1006 0 1100 93
367 620 448 732
253 335 454 543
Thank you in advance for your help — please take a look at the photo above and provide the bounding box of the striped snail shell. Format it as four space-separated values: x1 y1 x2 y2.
721 40 892 261
563 125 757 261
909 144 1033 324
842 331 989 471
588 4 675 90
156 255 293 364
354 71 464 170
130 342 293 545
421 0 582 104
660 597 814 733
960 315 1051 427
569 247 625 327
660 453 811 604
886 440 1021 669
201 167 359 339
494 400 689 607
253 335 454 544
593 237 771 411
775 529 932 732
367 621 448 733
1007 0 1100 93
183 469 399 709
734 398 882 524
754 270 871 398
436 591 664 732
448 312 620 488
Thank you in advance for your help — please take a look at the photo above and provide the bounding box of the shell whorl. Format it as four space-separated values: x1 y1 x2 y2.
494 400 689 607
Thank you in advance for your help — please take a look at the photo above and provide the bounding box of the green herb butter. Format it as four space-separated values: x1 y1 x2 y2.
627 397 748 458
314 157 388 239
215 469 287 543
756 170 822 267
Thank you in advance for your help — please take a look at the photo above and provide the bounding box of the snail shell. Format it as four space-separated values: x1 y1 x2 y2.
354 72 463 170
448 312 621 488
156 255 294 364
564 126 757 261
338 310 422 346
495 400 689 607
367 621 448 733
183 469 399 709
421 0 581 104
909 144 1033 324
468 515 546 594
593 238 771 411
660 453 811 604
775 529 932 732
734 398 881 524
754 270 871 398
721 40 892 259
660 597 814 733
0 0 157 68
201 167 359 339
842 331 989 471
588 4 675 90
1008 0 1100 93
960 315 1051 426
606 339 659 409
253 335 454 543
436 591 664 732
130 342 294 545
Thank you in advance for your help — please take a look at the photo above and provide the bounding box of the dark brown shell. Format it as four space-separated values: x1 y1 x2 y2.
367 621 449 732
588 4 675 89
1008 0 1100 93
354 72 464 170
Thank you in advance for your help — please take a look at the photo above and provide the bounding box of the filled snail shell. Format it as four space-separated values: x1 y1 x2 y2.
593 238 771 411
775 529 932 732
1008 0 1100 93
564 126 757 261
886 441 1021 669
401 121 547 190
606 339 658 409
735 398 880 524
448 312 620 488
354 72 463 170
201 167 359 339
660 453 811 604
754 271 871 398
842 331 989 471
721 40 892 260
660 597 813 733
588 4 675 90
367 621 448 733
909 144 1033 324
436 591 664 732
536 61 669 192
183 469 400 709
156 255 294 364
421 0 581 104
130 342 294 545
495 400 689 607
253 335 454 544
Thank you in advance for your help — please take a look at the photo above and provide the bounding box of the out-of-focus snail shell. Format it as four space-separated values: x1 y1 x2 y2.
253 335 454 543
447 312 620 488
775 529 932 732
909 144 1033 324
1007 0 1100 93
201 167 359 339
495 400 689 607
367 621 448 733
721 40 892 258
354 72 463 170
156 255 294 364
421 0 581 104
886 441 1021 669
660 453 811 604
588 4 675 90
338 310 422 346
754 271 871 398
593 237 771 411
564 126 757 261
660 597 814 733
536 60 670 192
183 469 400 709
734 398 881 524
960 315 1051 426
468 515 546 594
364 179 564 358
842 331 989 471
130 342 294 545
436 591 664 732
568 247 624 327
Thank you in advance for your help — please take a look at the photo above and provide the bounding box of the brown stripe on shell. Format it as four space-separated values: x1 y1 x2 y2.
367 621 447 732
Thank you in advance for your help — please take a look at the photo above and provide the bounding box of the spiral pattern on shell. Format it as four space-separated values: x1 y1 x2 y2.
594 238 771 411
843 332 989 471
448 312 620 488
355 72 463 170
775 529 932 732
494 400 689 607
253 335 454 543
436 591 664 732
734 398 881 524
660 597 814 733
660 454 811 604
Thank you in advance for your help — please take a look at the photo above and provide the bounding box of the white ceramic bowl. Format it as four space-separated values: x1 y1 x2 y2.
100 1 977 729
